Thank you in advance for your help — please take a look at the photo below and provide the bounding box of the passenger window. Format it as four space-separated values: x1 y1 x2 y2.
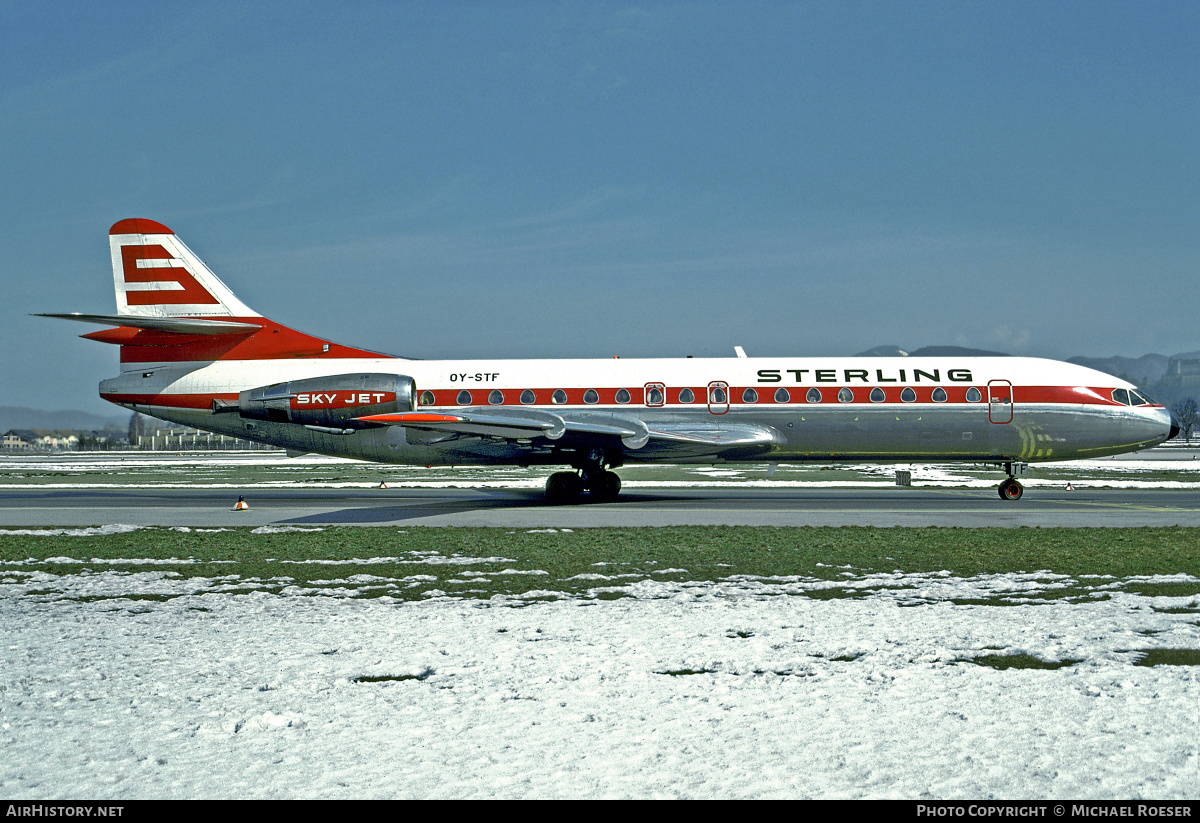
710 387 727 404
646 387 664 405
870 387 885 403
678 388 695 404
616 388 631 404
456 390 472 405
552 389 567 404
838 387 854 403
965 387 982 403
806 387 822 403
584 389 599 404
774 388 791 403
742 388 759 403
900 387 916 403
931 387 947 403
419 390 435 406
520 389 536 405
488 390 504 405
1111 389 1131 405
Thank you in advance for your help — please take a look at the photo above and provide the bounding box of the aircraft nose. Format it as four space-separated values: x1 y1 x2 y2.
1169 415 1181 440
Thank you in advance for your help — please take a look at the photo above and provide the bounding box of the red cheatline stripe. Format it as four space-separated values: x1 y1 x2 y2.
101 385 1159 411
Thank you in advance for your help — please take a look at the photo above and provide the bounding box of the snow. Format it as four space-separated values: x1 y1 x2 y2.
2 556 1198 798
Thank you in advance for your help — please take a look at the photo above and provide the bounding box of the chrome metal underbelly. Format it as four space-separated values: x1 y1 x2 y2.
141 401 1169 468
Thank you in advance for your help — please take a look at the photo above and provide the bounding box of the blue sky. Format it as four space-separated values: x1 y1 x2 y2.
3 1 1197 414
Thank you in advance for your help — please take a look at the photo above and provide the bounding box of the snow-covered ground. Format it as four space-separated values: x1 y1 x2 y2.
3 551 1198 798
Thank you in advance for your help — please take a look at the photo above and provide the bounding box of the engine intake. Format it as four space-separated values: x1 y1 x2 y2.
217 373 416 428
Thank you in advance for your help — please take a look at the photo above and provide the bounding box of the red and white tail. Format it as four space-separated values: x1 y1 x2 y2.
109 218 260 319
42 219 387 368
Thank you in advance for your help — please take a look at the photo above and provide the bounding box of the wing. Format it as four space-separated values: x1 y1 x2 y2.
357 408 784 459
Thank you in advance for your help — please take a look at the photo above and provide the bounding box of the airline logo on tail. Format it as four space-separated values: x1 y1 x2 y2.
109 218 260 318
120 243 219 306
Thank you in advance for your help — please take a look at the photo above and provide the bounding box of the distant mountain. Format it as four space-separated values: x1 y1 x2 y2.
853 345 909 357
0 406 127 433
1068 354 1170 384
909 345 1009 358
853 345 1009 357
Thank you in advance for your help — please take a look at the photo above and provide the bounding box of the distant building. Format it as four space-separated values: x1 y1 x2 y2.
37 432 79 450
2 429 80 451
1160 357 1200 399
3 430 34 449
135 425 273 451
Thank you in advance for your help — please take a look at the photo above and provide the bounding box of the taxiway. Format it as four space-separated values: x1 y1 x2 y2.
1 486 1198 528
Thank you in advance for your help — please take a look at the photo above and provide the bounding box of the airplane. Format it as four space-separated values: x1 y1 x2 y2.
40 218 1178 503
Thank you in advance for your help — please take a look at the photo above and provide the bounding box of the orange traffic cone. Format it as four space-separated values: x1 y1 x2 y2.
234 495 250 511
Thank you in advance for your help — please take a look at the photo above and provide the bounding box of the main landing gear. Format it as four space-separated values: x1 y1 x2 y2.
997 461 1025 501
544 448 622 504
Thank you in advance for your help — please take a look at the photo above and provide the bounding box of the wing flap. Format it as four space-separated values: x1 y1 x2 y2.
360 409 782 456
357 409 566 440
645 421 783 447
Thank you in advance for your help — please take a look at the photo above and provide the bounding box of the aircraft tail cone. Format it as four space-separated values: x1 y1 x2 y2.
234 495 250 511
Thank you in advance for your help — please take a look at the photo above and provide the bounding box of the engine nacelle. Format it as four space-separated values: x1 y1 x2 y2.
223 373 415 428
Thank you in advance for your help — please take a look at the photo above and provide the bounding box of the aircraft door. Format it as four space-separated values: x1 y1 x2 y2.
988 380 1013 424
708 381 729 415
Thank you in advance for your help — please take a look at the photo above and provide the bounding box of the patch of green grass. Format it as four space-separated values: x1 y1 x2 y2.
1130 649 1200 666
959 654 1082 670
2 526 1198 603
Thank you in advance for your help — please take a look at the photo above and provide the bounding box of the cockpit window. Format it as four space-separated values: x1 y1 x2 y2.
1111 389 1131 405
1130 390 1154 406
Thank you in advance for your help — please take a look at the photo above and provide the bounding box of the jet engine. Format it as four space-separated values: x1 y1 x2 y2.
214 373 415 429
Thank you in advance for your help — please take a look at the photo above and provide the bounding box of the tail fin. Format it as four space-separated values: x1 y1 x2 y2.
40 219 389 369
109 218 260 319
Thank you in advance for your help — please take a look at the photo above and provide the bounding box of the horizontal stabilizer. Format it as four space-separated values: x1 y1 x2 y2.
36 313 260 335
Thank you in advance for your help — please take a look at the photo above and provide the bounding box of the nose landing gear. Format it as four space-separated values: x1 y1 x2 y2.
998 461 1026 500
998 477 1024 500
